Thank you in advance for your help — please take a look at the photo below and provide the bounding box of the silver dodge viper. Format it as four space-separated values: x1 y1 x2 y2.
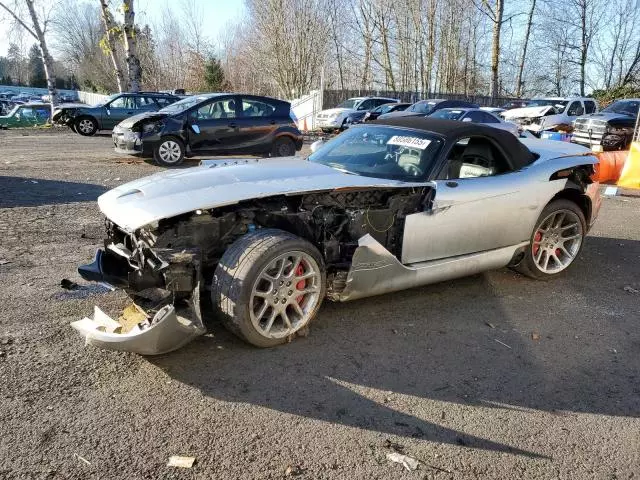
73 118 602 354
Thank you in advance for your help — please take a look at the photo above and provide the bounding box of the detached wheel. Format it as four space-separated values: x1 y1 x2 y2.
212 229 326 347
153 137 185 166
271 137 296 157
75 116 97 136
515 199 586 280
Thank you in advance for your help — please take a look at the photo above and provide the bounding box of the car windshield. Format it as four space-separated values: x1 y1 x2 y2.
96 93 120 107
5 105 20 117
430 109 465 120
602 100 639 116
160 95 217 113
308 125 443 181
336 99 360 109
374 103 396 114
528 99 569 110
409 101 437 113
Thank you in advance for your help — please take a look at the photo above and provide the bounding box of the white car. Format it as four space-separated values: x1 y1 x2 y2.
502 97 598 134
429 108 520 136
315 96 398 132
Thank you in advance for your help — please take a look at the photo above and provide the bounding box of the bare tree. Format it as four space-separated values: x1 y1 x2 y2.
99 0 125 92
0 0 58 105
121 0 140 92
514 0 535 97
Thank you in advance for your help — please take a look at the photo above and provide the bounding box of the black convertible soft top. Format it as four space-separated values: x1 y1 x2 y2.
372 117 536 169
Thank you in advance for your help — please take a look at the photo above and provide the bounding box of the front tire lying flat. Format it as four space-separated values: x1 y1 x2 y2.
212 229 326 347
516 199 586 280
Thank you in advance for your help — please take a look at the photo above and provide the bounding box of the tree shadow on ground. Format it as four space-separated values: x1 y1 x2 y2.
0 176 108 208
151 235 640 458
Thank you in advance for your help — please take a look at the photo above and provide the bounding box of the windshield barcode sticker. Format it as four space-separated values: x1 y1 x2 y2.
388 135 432 150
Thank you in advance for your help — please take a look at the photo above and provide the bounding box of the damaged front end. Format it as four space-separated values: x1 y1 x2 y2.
73 221 206 355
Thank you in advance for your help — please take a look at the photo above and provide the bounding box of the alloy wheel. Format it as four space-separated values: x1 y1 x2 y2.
157 140 182 164
531 209 583 274
249 251 322 338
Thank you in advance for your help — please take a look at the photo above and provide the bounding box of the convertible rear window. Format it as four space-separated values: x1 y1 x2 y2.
309 126 443 181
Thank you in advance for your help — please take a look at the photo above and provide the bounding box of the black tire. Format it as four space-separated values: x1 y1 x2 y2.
270 137 296 157
515 199 586 280
69 123 77 133
74 116 98 136
212 229 326 348
153 136 185 167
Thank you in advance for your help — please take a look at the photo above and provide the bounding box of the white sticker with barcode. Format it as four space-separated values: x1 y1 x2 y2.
387 135 432 150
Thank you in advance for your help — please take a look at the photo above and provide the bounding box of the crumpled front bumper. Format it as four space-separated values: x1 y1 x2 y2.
71 304 206 355
74 245 206 355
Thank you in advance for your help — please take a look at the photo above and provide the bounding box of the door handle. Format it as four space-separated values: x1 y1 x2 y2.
228 122 237 128
126 111 133 115
446 181 459 188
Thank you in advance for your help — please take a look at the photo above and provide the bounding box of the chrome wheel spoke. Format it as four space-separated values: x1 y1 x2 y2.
263 309 277 333
561 234 582 242
281 310 291 328
292 301 304 318
255 301 269 320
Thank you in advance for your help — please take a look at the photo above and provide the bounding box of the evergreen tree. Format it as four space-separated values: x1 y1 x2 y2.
203 56 228 92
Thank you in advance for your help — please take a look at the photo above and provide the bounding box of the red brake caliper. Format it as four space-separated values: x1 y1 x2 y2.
533 231 542 255
295 263 305 304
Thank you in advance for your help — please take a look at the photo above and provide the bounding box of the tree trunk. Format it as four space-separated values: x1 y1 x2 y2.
579 0 587 96
515 0 535 97
122 0 141 92
489 0 504 104
100 0 125 92
0 1 58 110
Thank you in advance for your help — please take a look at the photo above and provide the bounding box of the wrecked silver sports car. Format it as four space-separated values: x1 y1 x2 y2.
73 118 601 354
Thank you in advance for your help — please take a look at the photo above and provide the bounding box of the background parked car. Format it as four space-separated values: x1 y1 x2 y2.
363 102 411 122
571 98 639 151
502 97 598 134
52 92 180 136
344 102 411 127
0 103 51 128
0 99 23 115
112 93 303 166
315 96 398 132
378 99 479 119
429 108 520 135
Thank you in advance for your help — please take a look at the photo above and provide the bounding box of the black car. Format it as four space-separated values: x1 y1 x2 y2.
53 92 180 136
364 102 411 121
378 99 479 119
112 93 303 166
571 99 639 150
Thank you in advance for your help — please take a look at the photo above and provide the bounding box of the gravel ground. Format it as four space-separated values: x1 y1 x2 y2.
0 128 639 479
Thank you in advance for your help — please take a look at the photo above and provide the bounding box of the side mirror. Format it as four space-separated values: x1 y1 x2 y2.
310 139 325 153
191 124 201 134
462 117 472 122
15 114 20 121
106 108 111 115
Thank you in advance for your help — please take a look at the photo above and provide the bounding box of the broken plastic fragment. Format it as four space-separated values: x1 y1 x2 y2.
386 452 420 471
71 304 205 355
167 456 195 468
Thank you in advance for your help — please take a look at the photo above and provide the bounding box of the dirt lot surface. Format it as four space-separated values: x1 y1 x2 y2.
1 128 639 479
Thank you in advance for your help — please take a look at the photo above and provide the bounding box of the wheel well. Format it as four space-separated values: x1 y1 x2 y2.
550 189 591 225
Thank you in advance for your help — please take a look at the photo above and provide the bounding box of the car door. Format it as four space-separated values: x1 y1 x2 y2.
401 136 544 264
103 95 136 128
187 96 240 152
233 96 279 150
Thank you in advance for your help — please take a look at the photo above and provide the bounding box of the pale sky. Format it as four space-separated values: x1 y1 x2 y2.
0 0 245 57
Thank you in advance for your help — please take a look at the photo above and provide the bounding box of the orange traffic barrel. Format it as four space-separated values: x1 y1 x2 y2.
594 150 628 183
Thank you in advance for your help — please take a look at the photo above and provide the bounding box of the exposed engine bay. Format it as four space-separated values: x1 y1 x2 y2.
98 187 430 300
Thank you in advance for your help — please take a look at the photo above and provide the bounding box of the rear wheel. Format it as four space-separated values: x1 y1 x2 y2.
515 199 586 279
75 116 97 136
271 137 296 157
153 137 185 166
212 229 326 347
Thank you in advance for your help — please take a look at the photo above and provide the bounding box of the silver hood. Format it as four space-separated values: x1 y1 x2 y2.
98 157 430 232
